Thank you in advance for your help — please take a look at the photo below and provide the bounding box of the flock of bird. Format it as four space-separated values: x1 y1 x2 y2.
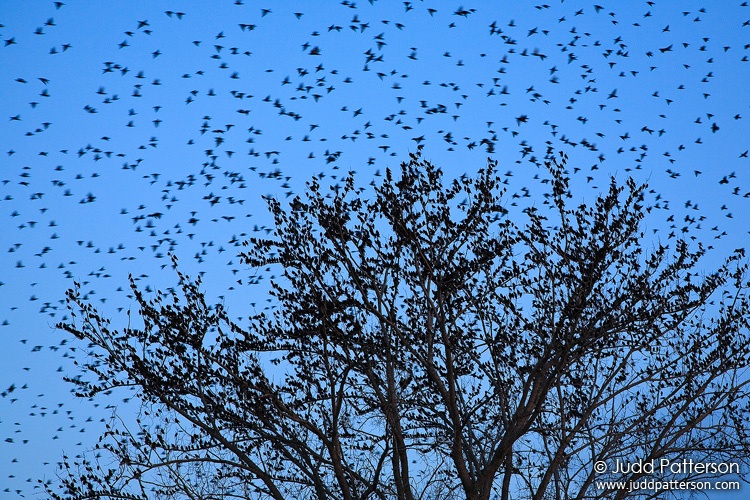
1 1 749 496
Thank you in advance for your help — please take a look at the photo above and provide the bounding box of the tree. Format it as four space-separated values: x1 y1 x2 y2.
52 148 750 500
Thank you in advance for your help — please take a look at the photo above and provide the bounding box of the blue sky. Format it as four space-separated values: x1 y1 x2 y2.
1 1 750 497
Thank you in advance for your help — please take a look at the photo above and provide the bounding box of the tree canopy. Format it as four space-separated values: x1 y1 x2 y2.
53 149 750 500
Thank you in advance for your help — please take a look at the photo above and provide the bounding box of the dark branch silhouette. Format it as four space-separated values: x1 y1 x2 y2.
52 148 750 500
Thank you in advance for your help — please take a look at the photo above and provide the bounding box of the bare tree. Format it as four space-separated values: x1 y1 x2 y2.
52 148 750 500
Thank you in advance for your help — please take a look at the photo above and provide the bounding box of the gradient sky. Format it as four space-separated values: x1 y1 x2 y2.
2 1 750 497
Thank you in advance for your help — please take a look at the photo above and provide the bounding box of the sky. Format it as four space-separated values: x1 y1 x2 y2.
1 1 750 497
